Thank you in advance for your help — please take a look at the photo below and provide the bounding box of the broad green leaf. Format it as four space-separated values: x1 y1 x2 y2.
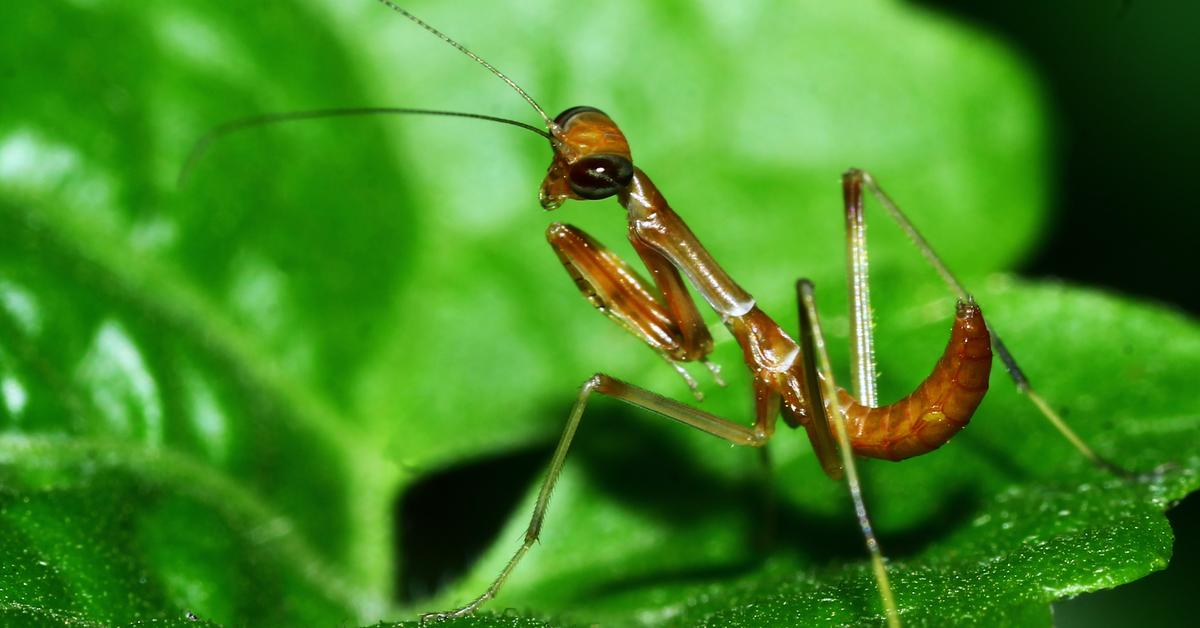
0 0 1195 626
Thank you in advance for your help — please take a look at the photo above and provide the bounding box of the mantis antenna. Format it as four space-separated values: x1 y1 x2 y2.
373 0 556 129
178 3 562 186
177 107 551 187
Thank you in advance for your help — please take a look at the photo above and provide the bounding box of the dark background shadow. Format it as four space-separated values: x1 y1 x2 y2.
912 0 1199 314
910 1 1199 624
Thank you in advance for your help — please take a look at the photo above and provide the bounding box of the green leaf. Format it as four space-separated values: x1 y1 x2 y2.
1 0 1195 626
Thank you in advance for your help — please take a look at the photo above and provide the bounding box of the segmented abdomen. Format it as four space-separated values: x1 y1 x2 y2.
839 302 992 461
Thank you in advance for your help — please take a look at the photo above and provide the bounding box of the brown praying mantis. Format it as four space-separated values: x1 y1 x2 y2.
183 2 1145 624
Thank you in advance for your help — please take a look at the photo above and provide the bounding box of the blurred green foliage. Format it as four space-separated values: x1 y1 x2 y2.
0 0 1196 625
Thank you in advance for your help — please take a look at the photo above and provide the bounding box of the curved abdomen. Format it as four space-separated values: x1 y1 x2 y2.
839 302 992 461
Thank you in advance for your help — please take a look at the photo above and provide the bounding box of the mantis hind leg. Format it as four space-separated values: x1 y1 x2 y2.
842 169 1128 474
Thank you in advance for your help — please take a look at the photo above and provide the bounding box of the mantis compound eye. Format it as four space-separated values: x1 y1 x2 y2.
554 105 606 126
567 153 634 200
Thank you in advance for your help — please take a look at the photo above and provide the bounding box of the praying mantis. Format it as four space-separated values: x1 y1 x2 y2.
182 1 1169 624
